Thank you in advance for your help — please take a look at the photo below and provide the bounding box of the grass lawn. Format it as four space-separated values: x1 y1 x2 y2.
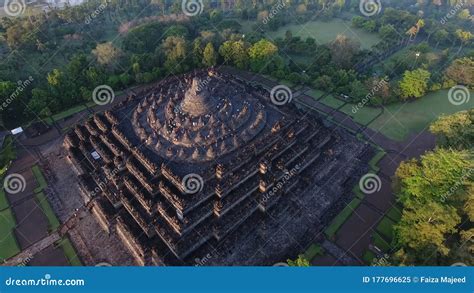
386 206 403 222
304 244 324 261
263 19 381 49
362 250 376 264
0 136 16 177
368 150 386 173
0 189 9 211
339 103 383 126
0 209 20 261
325 198 361 238
320 95 346 108
375 217 396 242
368 89 474 141
57 238 82 266
372 232 391 252
51 104 88 122
35 192 60 232
32 165 48 193
308 89 326 100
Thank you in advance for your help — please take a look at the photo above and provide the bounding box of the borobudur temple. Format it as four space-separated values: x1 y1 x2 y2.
63 68 374 265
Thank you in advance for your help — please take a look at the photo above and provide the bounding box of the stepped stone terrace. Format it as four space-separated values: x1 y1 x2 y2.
63 68 374 265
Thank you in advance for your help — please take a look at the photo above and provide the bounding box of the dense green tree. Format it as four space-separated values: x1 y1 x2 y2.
248 39 278 72
430 110 474 149
202 43 217 67
399 69 431 99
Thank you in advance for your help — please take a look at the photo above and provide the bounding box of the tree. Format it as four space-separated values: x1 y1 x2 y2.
92 42 123 69
329 35 360 69
393 148 474 264
444 57 474 86
219 40 248 69
395 200 460 258
287 255 310 267
430 109 474 149
202 43 217 67
162 36 188 74
399 69 431 99
248 39 278 72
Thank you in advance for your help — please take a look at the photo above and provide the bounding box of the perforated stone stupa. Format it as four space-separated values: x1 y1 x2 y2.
64 68 373 265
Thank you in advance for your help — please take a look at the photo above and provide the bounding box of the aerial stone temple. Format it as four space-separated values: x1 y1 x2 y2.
64 68 372 265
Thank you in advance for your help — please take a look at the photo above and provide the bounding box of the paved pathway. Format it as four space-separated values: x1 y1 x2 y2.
3 232 60 266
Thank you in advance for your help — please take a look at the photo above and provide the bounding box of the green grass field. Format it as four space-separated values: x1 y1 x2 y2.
32 165 48 193
0 209 20 261
368 89 474 141
0 189 9 211
340 103 383 126
57 238 82 266
320 95 345 108
35 192 60 232
308 90 326 100
261 19 381 49
325 198 361 238
376 217 396 242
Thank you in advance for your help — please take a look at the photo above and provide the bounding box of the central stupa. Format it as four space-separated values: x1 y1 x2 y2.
180 77 217 117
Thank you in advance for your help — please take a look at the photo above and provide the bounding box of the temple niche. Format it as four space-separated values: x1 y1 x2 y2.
64 68 372 265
